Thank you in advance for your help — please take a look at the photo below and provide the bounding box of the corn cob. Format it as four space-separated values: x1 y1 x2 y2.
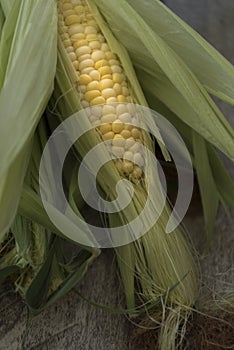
58 0 144 181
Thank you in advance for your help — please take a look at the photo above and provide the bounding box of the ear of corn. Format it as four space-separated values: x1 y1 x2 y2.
55 1 198 349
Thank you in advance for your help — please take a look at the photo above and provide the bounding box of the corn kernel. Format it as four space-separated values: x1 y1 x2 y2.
102 74 112 80
99 79 114 91
65 15 81 26
101 114 116 123
64 10 76 18
102 88 116 99
79 74 92 85
102 131 115 141
112 120 124 133
75 45 91 56
105 51 117 60
111 65 122 73
95 59 109 70
123 151 133 161
116 104 127 116
73 39 89 49
106 97 117 104
89 41 101 50
85 26 97 35
112 146 124 157
123 160 134 174
73 60 79 70
86 33 98 41
90 96 105 105
117 95 126 103
131 128 141 139
101 43 109 52
85 90 101 102
125 138 135 149
79 59 94 70
69 52 77 61
86 80 100 91
81 67 93 74
99 66 112 76
68 24 84 36
99 124 112 134
102 105 115 115
122 86 130 96
78 54 91 62
113 73 124 84
89 69 100 80
113 83 122 95
121 130 131 139
66 46 74 53
92 50 105 62
118 113 131 123
112 135 125 147
71 33 85 41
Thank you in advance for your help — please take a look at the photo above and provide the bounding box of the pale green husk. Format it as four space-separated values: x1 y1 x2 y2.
0 0 57 241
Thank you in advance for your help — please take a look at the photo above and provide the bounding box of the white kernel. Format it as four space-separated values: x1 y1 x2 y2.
75 45 91 56
78 54 91 62
68 52 77 61
66 46 74 54
102 88 116 99
133 153 144 167
123 151 133 161
102 105 115 115
112 135 125 147
106 97 117 104
89 41 101 50
101 43 109 52
112 146 124 157
101 114 116 123
89 70 100 80
81 67 93 75
79 59 94 71
111 65 122 73
79 85 86 93
91 50 105 62
65 15 81 26
100 79 114 90
68 24 84 36
84 26 97 35
118 113 131 123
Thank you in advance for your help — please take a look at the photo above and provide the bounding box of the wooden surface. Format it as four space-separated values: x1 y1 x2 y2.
1 1 234 349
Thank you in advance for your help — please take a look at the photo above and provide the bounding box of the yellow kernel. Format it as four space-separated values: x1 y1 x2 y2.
74 5 85 14
112 146 124 157
63 9 76 21
62 3 73 11
101 114 116 123
79 74 92 85
123 151 133 161
86 81 100 91
66 46 74 53
86 33 98 41
65 15 80 26
90 96 105 105
95 59 109 70
113 83 122 95
99 66 112 76
112 120 124 133
116 104 127 116
99 79 114 90
121 130 131 139
102 74 112 80
92 50 105 62
133 153 144 167
78 54 91 62
111 65 122 73
85 90 101 102
119 113 131 123
70 33 85 41
102 131 115 141
75 45 91 56
123 160 134 174
131 128 141 139
89 70 100 80
101 43 109 52
117 95 126 103
73 39 89 49
102 105 115 115
113 73 124 84
112 135 125 147
115 160 123 173
73 61 79 70
106 97 117 104
87 20 98 27
85 26 97 35
68 52 77 61
102 88 116 99
89 41 101 50
105 51 117 60
125 138 135 149
99 124 112 134
122 86 130 96
79 59 94 71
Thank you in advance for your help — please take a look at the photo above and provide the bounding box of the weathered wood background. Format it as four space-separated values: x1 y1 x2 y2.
1 0 234 349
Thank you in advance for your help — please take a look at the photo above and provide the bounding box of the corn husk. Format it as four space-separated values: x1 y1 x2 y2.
0 0 57 241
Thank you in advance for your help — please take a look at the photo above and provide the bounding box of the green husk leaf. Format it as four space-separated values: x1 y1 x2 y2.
128 0 234 105
94 0 234 161
192 132 219 244
0 0 57 241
